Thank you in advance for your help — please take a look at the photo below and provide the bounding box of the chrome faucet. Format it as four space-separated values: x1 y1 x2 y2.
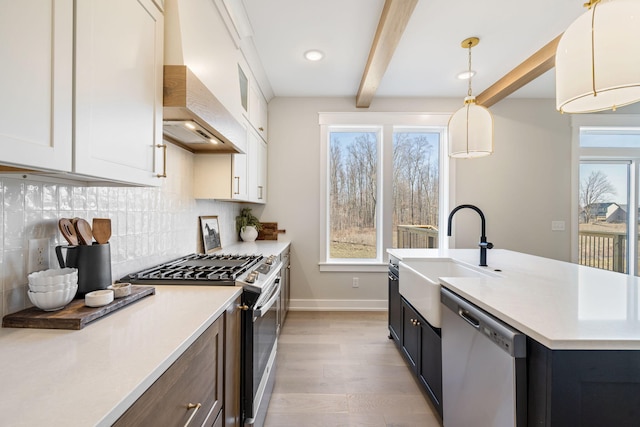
447 204 493 267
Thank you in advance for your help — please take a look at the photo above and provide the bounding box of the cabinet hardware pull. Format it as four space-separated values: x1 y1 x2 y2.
238 304 250 311
259 127 264 132
258 186 263 199
183 402 202 427
156 144 167 178
234 176 240 195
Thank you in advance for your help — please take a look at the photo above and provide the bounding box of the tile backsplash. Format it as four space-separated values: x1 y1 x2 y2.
1 145 245 319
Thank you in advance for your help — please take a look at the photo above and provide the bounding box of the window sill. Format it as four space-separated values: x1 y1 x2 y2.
318 262 388 273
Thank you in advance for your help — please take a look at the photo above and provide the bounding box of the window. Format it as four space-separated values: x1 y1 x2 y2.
573 115 640 276
393 130 440 250
328 129 379 259
319 113 449 271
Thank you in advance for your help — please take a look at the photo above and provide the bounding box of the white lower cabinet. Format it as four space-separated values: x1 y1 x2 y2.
0 0 164 186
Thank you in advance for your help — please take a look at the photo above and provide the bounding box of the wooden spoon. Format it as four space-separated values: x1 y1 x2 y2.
74 218 93 245
58 218 79 245
92 218 112 244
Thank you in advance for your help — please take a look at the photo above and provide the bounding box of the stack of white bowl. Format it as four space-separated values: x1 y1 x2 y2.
27 268 78 311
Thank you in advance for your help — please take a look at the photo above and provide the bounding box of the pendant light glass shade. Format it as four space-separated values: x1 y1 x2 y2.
448 96 494 158
448 37 493 158
556 0 640 113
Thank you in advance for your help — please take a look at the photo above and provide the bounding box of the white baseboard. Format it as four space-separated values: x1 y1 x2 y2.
289 299 387 311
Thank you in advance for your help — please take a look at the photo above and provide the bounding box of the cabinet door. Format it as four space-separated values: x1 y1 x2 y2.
257 138 267 203
419 320 443 418
232 152 248 200
248 83 267 140
114 315 224 426
246 128 267 204
74 0 164 186
0 0 73 171
224 296 242 427
401 300 419 373
247 129 259 202
388 272 402 344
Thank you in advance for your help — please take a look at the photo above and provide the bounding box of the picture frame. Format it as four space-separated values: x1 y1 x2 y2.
200 216 222 253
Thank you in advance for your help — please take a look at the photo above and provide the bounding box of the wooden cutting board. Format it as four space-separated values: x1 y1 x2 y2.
2 285 155 330
257 222 286 240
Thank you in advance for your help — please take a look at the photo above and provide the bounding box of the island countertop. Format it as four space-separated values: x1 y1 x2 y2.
0 285 242 427
387 248 640 350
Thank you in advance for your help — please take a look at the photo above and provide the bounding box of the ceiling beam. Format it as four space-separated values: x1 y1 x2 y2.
476 34 563 107
356 0 418 108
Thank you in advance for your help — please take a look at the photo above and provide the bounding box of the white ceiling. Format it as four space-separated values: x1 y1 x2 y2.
240 0 586 101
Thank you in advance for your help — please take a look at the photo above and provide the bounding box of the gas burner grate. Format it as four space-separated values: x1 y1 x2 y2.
124 253 264 284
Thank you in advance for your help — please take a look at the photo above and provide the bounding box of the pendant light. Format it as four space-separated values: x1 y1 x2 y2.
448 37 494 158
556 0 640 113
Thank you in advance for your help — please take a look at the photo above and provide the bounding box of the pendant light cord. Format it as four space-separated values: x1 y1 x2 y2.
590 1 598 97
467 41 473 97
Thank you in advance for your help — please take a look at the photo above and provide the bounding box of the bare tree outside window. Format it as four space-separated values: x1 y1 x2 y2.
393 132 439 248
327 129 441 259
329 132 377 259
580 170 616 224
578 164 627 273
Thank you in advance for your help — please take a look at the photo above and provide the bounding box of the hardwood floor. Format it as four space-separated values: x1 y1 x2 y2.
264 311 441 427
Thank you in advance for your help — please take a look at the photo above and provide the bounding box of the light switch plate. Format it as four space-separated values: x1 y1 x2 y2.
551 221 566 231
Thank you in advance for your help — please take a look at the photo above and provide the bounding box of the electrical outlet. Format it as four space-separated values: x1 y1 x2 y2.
551 221 566 231
352 277 359 288
28 238 50 273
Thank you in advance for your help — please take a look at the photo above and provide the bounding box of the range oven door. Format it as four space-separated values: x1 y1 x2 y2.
242 277 280 426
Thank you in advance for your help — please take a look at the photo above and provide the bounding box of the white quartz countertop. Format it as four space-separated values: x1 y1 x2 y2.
220 240 290 256
0 285 242 426
388 248 640 350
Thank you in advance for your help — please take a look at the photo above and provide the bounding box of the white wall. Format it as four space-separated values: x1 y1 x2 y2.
262 96 573 310
452 98 572 261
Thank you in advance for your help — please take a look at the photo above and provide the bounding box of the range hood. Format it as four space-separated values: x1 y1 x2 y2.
163 65 246 154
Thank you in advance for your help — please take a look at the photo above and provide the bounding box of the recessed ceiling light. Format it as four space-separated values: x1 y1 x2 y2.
304 50 324 61
456 70 476 80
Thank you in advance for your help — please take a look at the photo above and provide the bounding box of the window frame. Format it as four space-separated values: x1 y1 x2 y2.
571 114 640 275
319 112 450 272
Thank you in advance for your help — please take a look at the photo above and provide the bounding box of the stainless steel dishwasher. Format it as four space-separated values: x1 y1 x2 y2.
441 288 527 427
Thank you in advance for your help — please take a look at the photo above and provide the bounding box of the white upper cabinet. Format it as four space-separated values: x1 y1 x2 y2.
193 152 248 201
248 82 268 142
74 0 164 186
247 127 267 204
0 0 73 172
0 0 163 186
194 123 267 204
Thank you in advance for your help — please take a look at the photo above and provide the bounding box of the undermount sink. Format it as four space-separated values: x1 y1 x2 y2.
399 259 498 328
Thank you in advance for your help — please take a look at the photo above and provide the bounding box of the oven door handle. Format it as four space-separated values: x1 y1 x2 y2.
254 279 281 318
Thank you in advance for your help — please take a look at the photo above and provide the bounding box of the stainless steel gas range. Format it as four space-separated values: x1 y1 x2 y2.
121 252 283 427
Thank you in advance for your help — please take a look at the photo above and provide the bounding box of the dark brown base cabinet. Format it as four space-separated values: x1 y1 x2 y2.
279 247 290 334
388 271 443 419
114 296 241 427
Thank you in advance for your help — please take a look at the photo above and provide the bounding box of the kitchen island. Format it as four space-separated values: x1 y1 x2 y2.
388 248 640 426
388 248 640 350
0 285 242 426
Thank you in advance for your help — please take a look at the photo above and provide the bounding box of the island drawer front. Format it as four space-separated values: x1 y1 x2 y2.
113 315 224 427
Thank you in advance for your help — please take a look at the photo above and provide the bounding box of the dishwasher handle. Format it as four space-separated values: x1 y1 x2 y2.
441 287 527 358
458 308 480 328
